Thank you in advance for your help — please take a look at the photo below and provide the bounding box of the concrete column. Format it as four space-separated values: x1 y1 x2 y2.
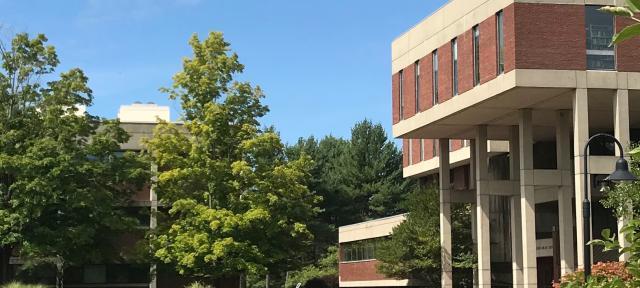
519 109 537 287
470 139 479 287
614 89 631 261
509 126 524 286
475 126 491 287
573 88 589 269
439 139 453 288
556 110 576 274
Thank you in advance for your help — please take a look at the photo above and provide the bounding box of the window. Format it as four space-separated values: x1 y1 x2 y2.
464 140 470 147
432 51 439 105
84 265 107 284
449 139 454 152
473 25 480 86
415 61 420 113
408 139 413 165
452 38 459 96
496 11 505 75
420 139 425 161
433 139 439 157
341 239 382 262
586 6 615 70
399 70 404 119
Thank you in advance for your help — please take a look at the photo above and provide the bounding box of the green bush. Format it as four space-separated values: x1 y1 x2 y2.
2 283 47 288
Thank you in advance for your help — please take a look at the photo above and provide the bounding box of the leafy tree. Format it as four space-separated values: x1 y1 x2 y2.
284 246 338 288
600 0 640 44
0 33 148 286
376 185 475 285
146 32 319 282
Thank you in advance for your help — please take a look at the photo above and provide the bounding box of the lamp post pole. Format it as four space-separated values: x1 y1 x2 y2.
582 133 637 282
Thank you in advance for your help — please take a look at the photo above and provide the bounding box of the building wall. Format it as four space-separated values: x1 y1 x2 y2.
513 3 586 70
616 15 640 72
340 260 387 282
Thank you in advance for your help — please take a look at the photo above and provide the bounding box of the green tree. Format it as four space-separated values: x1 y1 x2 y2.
146 32 319 282
0 33 148 286
600 0 640 44
376 185 475 285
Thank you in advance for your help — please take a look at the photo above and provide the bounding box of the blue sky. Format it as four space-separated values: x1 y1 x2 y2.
0 0 447 144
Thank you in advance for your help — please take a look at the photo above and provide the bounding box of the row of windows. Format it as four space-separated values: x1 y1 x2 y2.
398 6 617 120
407 139 471 165
341 238 382 262
399 10 505 120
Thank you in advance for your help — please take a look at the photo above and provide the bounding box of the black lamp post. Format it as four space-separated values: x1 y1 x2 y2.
583 133 637 282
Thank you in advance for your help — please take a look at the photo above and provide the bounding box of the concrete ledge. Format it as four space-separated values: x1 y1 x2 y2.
339 279 426 287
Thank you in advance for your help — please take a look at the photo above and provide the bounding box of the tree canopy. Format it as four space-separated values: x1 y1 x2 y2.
146 32 320 279
0 33 148 282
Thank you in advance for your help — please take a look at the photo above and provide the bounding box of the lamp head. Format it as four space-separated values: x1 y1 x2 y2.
605 158 638 183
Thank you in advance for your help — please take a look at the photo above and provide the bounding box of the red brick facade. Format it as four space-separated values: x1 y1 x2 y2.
419 53 433 111
458 30 474 94
339 260 388 282
411 139 421 164
402 138 409 167
504 4 516 73
403 64 417 119
438 42 453 103
479 15 498 84
513 3 586 70
616 16 640 72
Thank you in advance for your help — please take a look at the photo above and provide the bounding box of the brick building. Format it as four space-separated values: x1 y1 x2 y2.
387 0 640 287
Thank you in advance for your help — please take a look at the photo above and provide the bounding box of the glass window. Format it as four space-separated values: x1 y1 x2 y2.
496 11 505 75
433 139 439 157
415 61 420 113
399 70 404 119
452 38 459 96
419 139 425 161
432 51 439 105
340 239 382 262
586 6 615 70
473 25 480 86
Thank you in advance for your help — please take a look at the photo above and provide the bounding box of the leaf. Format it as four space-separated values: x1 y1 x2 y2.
612 23 640 44
627 0 640 12
631 146 640 157
601 228 612 239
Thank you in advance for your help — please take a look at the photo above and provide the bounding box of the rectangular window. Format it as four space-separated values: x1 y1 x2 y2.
452 38 459 96
415 61 420 113
449 139 453 152
432 51 439 105
496 11 505 75
340 239 381 262
399 70 404 119
586 6 615 70
408 139 413 165
419 139 425 161
433 139 439 157
472 25 480 86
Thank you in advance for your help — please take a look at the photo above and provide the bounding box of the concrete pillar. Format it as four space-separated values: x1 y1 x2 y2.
519 109 537 287
614 89 631 261
556 110 576 275
439 139 453 288
509 126 524 286
475 126 491 287
470 139 479 287
573 88 589 269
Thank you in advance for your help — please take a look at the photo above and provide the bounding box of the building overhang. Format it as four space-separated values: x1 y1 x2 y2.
393 69 640 141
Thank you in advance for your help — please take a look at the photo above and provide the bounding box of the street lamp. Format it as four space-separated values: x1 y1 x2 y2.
583 133 637 282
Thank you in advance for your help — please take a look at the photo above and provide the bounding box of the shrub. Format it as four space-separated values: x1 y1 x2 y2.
185 282 212 288
553 262 632 288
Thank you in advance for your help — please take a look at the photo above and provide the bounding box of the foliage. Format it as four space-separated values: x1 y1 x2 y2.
2 283 46 288
0 33 148 281
285 246 337 288
599 0 640 44
147 32 319 279
601 145 640 218
375 185 440 283
554 262 632 288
